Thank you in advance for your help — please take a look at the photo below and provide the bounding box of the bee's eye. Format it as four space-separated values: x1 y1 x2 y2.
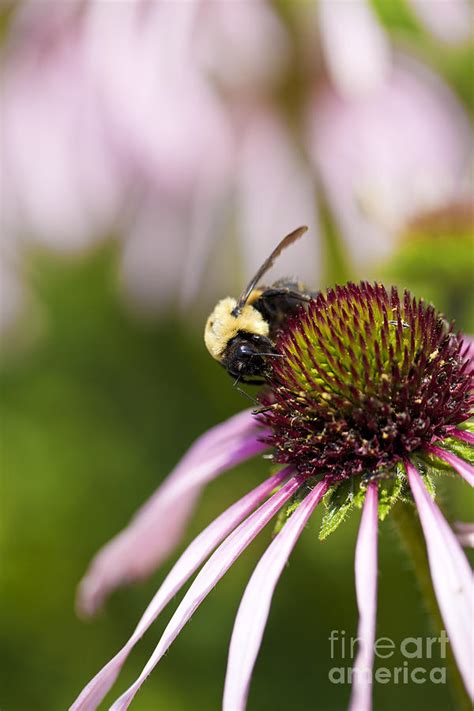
235 343 255 360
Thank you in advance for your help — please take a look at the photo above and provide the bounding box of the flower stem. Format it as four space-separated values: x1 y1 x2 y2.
391 501 470 711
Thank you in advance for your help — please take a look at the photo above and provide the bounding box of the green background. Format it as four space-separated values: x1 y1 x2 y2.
1 0 474 709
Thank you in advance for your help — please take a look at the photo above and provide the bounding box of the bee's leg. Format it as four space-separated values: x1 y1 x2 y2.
237 376 266 386
231 371 265 389
234 385 260 403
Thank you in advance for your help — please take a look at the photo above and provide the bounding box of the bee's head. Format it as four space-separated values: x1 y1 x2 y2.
204 297 270 363
220 332 275 381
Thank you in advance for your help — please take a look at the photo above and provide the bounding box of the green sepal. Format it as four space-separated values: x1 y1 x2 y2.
376 467 405 520
416 433 474 476
416 449 454 475
438 436 474 466
422 472 436 499
272 479 316 537
272 498 297 536
457 419 474 435
319 463 417 539
319 475 365 540
406 458 437 499
319 494 352 540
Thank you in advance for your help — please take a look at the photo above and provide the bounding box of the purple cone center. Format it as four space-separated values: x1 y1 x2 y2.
259 283 472 482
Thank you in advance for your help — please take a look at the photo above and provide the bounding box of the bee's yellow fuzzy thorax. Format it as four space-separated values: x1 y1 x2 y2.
204 297 270 360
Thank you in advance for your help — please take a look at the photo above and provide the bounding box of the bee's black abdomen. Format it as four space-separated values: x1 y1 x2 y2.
252 279 314 339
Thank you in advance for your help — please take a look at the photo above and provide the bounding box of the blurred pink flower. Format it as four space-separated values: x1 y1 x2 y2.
1 0 326 332
454 521 474 548
82 2 232 198
317 0 391 97
82 1 236 312
235 107 321 288
1 4 121 252
308 53 472 268
1 0 471 332
195 0 289 91
407 0 473 44
0 2 236 317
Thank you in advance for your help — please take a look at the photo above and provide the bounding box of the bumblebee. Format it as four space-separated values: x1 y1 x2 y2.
204 226 314 383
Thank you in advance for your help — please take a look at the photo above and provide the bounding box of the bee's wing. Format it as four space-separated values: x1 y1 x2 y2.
233 225 308 315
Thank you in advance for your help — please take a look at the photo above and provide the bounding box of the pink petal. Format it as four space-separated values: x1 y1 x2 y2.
426 445 474 487
3 10 121 251
308 53 471 268
195 0 289 91
406 460 474 699
349 483 379 711
77 409 267 616
450 428 474 446
407 0 472 44
223 480 328 711
236 109 320 289
318 0 391 97
70 468 289 711
177 171 231 308
454 522 474 548
83 2 227 197
109 471 304 711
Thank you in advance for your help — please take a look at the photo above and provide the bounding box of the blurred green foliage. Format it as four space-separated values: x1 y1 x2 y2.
372 0 474 113
1 248 472 711
381 213 474 333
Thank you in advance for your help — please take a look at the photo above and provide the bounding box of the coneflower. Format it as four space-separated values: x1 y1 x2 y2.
72 283 473 711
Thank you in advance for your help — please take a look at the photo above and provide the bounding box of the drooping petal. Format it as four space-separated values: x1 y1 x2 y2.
349 483 379 711
70 468 289 711
426 444 474 487
406 460 474 699
318 0 391 97
454 522 474 548
77 409 267 615
450 428 474 446
223 479 328 711
109 471 303 711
